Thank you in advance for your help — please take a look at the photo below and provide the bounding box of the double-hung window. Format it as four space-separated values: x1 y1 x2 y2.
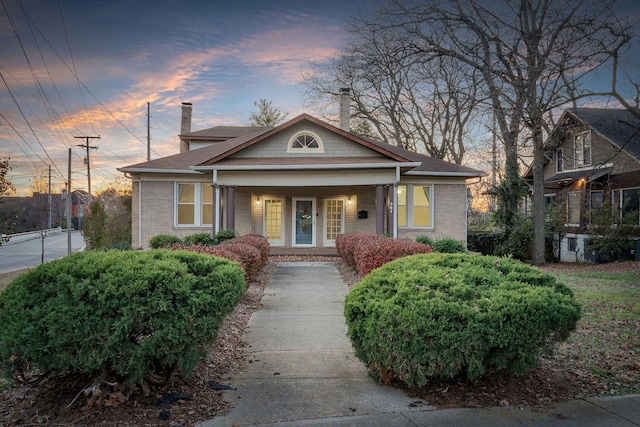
176 183 213 226
574 131 591 168
613 187 640 223
566 191 581 225
397 184 433 228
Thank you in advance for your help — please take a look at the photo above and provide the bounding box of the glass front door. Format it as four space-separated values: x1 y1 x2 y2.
293 198 315 246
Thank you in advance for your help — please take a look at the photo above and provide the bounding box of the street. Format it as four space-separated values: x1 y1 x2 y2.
0 230 85 274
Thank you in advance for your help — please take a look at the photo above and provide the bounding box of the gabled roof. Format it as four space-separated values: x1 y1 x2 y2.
119 113 485 178
564 108 640 161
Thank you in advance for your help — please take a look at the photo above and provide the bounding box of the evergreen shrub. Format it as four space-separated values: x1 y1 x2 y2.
149 234 182 248
215 229 236 243
183 232 217 246
344 253 581 387
431 237 466 253
0 250 245 384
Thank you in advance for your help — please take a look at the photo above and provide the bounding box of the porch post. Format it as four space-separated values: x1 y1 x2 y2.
226 186 235 230
387 185 394 237
212 185 219 234
376 184 385 235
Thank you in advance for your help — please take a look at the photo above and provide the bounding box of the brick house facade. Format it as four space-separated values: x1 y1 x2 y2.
120 99 485 250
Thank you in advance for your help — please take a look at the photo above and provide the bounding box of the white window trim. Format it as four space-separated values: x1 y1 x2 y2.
174 182 212 227
565 190 581 227
287 130 324 153
398 184 434 229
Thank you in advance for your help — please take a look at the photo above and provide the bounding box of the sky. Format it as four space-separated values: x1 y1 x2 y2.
2 0 639 198
1 0 369 196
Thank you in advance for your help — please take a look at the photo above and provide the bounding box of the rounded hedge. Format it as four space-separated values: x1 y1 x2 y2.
344 253 581 386
0 249 246 384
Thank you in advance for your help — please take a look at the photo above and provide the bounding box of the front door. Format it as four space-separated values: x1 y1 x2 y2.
293 198 315 247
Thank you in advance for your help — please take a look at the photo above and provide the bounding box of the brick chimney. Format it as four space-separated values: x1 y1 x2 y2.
180 102 192 153
339 88 350 132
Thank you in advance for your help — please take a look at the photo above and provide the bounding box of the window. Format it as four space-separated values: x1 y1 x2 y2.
397 184 433 228
556 148 563 172
287 131 324 153
574 131 591 168
613 187 640 222
566 191 581 225
567 237 577 252
544 194 556 207
589 191 603 210
176 183 212 226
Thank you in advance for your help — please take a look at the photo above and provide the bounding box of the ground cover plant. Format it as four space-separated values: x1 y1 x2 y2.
0 249 246 387
344 253 582 387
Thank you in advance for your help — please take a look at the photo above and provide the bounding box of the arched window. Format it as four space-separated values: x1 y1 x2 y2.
287 131 324 153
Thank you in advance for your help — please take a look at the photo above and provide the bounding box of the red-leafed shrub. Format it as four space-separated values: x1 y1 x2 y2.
171 242 262 282
336 233 360 269
345 234 433 277
234 234 270 268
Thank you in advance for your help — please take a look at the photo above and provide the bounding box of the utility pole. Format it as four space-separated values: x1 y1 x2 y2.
48 164 52 229
74 136 99 207
67 148 72 255
147 102 151 161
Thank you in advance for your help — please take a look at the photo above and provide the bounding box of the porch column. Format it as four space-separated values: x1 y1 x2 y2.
212 185 219 234
376 184 385 235
226 186 236 230
387 185 394 237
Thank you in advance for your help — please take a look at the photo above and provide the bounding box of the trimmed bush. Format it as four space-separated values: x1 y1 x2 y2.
234 234 270 269
215 229 236 243
432 237 466 253
183 232 217 246
344 253 581 387
352 234 433 277
336 233 359 269
416 235 434 246
149 234 182 248
0 250 246 385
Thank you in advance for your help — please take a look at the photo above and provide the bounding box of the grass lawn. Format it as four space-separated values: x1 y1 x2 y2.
542 263 640 396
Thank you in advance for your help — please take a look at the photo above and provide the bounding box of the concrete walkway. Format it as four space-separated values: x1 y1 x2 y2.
198 262 640 427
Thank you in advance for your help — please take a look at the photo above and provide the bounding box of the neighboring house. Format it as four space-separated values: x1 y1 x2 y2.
119 95 486 250
525 107 640 262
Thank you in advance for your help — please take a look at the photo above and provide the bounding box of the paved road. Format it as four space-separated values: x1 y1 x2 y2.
0 230 85 274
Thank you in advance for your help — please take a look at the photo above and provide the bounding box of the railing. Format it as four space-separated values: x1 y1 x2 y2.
2 227 67 244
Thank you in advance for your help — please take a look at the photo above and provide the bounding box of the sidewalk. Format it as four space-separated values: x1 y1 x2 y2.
198 262 640 427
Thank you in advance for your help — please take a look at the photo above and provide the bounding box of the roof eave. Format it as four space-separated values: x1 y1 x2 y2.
117 167 204 174
191 162 422 171
404 170 488 178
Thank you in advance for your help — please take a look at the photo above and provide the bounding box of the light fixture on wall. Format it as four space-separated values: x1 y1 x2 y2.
255 196 261 206
347 196 352 205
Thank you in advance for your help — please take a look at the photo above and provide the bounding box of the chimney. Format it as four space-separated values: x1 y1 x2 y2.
339 88 350 132
180 102 192 153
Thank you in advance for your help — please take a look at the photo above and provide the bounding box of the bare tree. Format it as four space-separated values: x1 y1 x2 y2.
303 20 483 164
357 0 631 264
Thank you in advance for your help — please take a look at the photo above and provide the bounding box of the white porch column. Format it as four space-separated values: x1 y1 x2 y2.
226 186 235 230
376 184 385 235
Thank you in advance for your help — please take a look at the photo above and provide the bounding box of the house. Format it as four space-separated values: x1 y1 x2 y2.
525 107 640 262
118 93 486 250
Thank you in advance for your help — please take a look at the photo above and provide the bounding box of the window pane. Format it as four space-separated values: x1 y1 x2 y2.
589 191 603 210
178 205 195 224
178 184 194 203
556 149 563 172
202 204 212 225
202 185 213 203
413 186 431 227
397 186 407 227
567 191 581 224
621 188 640 218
